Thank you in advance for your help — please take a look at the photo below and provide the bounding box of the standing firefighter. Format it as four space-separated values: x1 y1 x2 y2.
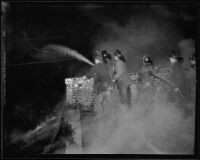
83 50 113 116
112 49 132 106
169 51 185 92
184 53 196 113
102 50 115 89
167 51 188 112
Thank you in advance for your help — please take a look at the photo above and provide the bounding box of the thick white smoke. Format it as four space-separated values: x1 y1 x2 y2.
81 13 195 154
82 90 195 154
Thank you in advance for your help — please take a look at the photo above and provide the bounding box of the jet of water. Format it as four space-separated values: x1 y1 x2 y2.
36 44 94 66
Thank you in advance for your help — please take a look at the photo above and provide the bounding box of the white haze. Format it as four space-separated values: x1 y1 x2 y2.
83 90 195 154
82 12 195 154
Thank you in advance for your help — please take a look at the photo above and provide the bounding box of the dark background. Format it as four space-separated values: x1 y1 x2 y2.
3 2 198 143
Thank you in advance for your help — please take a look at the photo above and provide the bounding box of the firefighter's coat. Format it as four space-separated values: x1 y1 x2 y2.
168 63 185 103
137 64 155 106
86 62 113 94
86 62 113 114
184 65 196 108
170 63 185 90
113 59 131 105
138 65 154 90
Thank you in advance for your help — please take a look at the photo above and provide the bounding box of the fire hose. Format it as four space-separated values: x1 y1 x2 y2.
149 71 189 107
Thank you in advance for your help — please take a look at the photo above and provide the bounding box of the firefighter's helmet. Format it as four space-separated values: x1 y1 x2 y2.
142 55 153 64
114 49 126 62
169 51 178 59
169 51 184 63
102 50 112 60
190 52 196 62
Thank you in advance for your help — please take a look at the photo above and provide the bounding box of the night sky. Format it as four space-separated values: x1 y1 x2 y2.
3 2 198 139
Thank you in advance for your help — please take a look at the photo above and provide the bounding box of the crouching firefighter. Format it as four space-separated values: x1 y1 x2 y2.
112 49 132 106
83 50 113 116
137 55 159 113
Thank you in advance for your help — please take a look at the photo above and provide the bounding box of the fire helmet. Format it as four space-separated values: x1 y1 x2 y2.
190 52 196 62
169 51 178 59
169 51 184 63
142 55 153 64
114 49 126 62
102 50 112 60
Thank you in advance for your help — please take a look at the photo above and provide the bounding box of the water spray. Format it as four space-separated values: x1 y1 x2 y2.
40 44 94 66
11 30 94 67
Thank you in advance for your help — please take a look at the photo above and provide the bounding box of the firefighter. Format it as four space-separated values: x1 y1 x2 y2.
83 51 113 116
102 50 115 89
168 51 185 93
112 49 132 106
138 55 154 89
137 55 157 114
184 53 196 114
168 51 188 112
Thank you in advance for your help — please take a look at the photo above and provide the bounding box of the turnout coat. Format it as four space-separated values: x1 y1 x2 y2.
86 62 113 95
113 59 132 104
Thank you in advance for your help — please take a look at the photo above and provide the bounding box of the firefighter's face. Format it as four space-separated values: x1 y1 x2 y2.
114 56 119 60
169 57 177 64
190 59 196 65
95 59 101 64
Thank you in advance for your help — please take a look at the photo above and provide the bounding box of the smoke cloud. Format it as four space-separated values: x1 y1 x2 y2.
82 90 195 154
81 11 196 153
92 14 183 72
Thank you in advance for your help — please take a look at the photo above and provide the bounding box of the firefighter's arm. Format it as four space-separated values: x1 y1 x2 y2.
113 62 123 81
85 66 96 79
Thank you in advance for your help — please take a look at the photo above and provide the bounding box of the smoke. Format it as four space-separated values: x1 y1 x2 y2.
83 90 195 154
74 8 196 154
92 14 183 72
8 84 195 154
83 14 195 154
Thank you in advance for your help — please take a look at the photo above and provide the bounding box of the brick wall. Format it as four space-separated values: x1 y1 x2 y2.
65 68 172 107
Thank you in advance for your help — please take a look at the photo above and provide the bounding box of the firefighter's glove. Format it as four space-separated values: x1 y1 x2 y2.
112 79 115 83
174 88 179 92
